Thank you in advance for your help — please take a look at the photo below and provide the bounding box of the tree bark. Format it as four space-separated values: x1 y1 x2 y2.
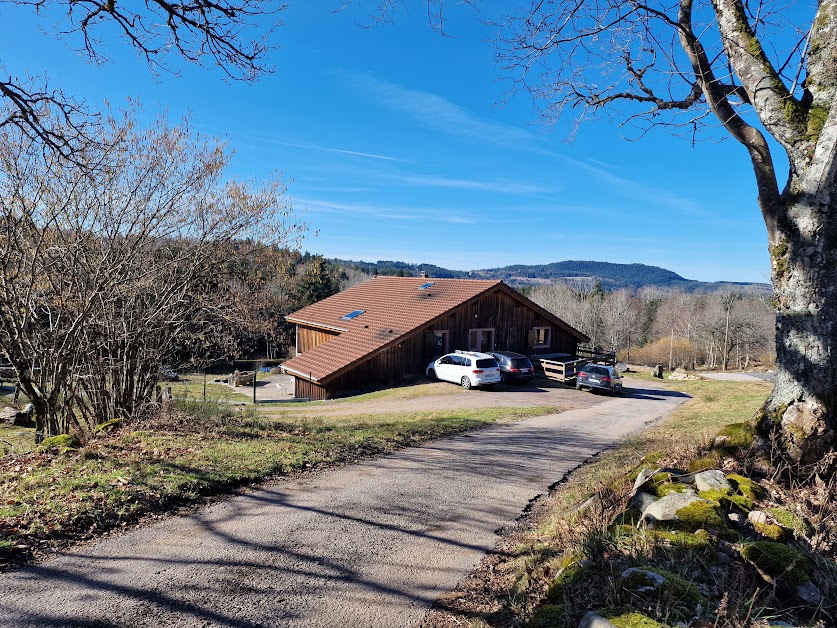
763 181 837 463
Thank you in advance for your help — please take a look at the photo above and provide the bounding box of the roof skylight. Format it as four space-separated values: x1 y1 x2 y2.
341 309 365 320
418 282 435 290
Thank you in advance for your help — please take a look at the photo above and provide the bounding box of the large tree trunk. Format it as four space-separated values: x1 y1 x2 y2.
762 184 837 464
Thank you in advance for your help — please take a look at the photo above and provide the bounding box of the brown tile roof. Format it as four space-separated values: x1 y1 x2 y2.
281 276 587 383
281 277 501 382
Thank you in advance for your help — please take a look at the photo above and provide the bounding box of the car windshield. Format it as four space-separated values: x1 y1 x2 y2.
587 366 607 375
509 358 531 368
476 359 498 368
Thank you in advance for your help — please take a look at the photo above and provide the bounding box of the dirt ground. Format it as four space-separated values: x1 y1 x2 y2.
279 379 609 417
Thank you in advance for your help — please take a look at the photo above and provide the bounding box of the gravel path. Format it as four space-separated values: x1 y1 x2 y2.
1 379 688 628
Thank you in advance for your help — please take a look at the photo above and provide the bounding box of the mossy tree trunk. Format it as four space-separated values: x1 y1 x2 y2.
765 175 837 463
493 0 837 462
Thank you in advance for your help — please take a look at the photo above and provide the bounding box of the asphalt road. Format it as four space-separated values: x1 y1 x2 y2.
1 380 688 628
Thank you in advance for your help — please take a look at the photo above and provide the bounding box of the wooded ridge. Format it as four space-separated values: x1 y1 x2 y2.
332 258 770 292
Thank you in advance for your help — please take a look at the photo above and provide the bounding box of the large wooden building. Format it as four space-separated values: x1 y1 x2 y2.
281 276 588 400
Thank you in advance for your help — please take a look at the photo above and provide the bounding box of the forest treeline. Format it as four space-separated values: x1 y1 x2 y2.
333 258 769 292
528 280 776 370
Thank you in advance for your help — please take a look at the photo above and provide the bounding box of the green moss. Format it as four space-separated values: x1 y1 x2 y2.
752 519 786 541
766 507 812 538
93 419 122 435
807 104 828 141
653 481 692 497
675 500 726 531
699 488 754 511
727 474 767 501
739 541 811 588
714 422 756 451
527 604 566 627
38 434 81 453
770 243 790 281
608 612 667 628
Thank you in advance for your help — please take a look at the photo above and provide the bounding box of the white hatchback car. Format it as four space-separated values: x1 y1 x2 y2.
426 350 501 389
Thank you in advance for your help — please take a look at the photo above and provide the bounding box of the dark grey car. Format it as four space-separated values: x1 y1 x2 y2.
576 364 622 394
488 351 535 384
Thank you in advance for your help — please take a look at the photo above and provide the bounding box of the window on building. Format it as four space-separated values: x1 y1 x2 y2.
468 328 495 352
529 326 551 348
341 309 365 320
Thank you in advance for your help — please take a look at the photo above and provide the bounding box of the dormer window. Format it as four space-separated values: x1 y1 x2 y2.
341 310 365 320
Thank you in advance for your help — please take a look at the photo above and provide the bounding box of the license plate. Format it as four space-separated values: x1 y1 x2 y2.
590 378 600 383
520 368 530 373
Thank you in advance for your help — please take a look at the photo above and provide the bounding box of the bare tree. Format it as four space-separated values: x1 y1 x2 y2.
0 106 303 440
487 0 837 463
1 1 283 155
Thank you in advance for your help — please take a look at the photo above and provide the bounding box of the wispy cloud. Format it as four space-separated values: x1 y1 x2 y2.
258 138 411 162
299 186 371 193
296 197 478 224
399 174 550 194
346 73 547 152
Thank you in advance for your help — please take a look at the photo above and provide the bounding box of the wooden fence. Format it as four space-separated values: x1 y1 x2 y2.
529 350 617 383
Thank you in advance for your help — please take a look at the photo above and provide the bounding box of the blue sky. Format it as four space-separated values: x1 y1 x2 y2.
0 2 773 282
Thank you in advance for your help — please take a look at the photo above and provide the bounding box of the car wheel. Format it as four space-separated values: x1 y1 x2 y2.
461 376 472 390
428 369 437 381
500 372 508 383
576 384 582 390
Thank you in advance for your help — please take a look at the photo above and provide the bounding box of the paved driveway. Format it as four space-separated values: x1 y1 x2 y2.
1 380 688 628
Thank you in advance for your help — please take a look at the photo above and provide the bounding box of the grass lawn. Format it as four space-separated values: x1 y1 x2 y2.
0 400 558 567
167 374 252 403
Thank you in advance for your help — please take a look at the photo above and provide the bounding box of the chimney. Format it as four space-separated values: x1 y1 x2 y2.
419 270 428 278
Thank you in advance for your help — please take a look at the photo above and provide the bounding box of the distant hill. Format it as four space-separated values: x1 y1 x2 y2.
333 258 770 293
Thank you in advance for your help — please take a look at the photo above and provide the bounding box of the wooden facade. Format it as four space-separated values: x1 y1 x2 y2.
296 326 340 354
291 285 585 400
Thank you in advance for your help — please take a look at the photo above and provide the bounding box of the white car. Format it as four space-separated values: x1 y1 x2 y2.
426 350 501 389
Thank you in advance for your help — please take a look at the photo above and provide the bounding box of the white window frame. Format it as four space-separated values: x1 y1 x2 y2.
531 326 551 349
468 328 495 352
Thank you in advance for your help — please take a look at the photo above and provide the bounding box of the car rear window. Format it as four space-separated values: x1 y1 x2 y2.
476 359 498 368
509 358 532 368
586 366 607 375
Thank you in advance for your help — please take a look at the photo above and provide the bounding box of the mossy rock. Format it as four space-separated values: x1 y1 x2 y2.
752 519 786 541
699 489 754 511
727 474 767 500
653 481 693 497
739 541 811 588
675 500 726 531
606 611 668 628
527 604 566 627
713 423 756 452
39 434 81 453
93 418 122 434
765 507 812 538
